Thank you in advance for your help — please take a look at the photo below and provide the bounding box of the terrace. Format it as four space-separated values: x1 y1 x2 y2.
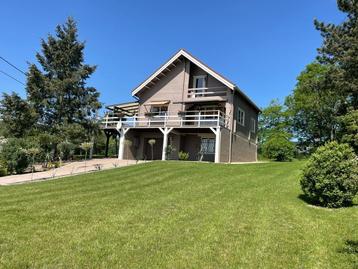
101 110 230 130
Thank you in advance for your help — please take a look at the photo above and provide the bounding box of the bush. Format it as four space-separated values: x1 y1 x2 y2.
262 132 295 161
300 141 358 208
0 167 7 177
0 138 30 174
58 140 75 160
178 151 189 161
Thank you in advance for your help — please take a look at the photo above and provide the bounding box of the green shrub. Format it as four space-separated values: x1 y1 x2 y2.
178 151 189 161
262 132 295 161
58 141 75 160
47 161 61 169
0 167 7 177
300 141 358 208
165 145 176 160
0 138 30 174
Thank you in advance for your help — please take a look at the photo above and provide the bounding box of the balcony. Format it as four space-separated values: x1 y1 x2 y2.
101 110 229 130
184 87 228 102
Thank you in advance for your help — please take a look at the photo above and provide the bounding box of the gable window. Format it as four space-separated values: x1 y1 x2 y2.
193 75 206 88
237 108 245 126
250 118 256 133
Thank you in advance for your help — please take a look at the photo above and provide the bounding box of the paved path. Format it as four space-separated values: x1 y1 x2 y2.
0 158 146 186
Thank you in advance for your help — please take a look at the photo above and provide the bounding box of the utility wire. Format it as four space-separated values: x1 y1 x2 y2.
0 70 25 86
0 56 26 75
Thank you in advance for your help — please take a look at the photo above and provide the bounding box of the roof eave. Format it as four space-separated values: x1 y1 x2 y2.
234 86 261 113
131 49 236 96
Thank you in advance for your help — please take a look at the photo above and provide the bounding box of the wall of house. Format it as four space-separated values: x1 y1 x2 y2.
122 130 138 160
189 64 228 89
136 60 233 118
137 60 186 116
231 133 257 162
233 92 259 143
220 128 230 162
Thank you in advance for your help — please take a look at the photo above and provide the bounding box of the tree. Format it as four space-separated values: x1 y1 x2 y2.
262 131 295 161
0 92 38 138
57 140 75 161
80 142 93 172
338 109 358 153
25 147 40 180
315 0 358 110
148 139 156 160
285 63 340 150
26 17 101 131
258 99 290 146
0 138 31 174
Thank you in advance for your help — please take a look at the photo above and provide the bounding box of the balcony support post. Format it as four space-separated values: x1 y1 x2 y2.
159 127 173 161
104 131 111 157
210 127 221 163
117 127 130 160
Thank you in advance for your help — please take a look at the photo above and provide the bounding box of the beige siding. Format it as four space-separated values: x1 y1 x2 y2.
137 61 185 116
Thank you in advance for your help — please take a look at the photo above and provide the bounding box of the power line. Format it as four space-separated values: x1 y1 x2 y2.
0 70 25 86
0 56 26 75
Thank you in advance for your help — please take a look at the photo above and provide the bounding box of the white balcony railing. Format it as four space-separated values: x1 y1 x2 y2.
186 87 227 99
101 110 229 129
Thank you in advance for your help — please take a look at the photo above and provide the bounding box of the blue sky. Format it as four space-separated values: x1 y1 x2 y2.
0 0 346 109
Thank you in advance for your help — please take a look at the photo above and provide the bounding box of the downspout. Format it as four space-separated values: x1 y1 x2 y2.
181 58 187 111
228 89 235 163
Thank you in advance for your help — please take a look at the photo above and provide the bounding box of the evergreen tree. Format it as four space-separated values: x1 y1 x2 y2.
315 0 358 110
26 17 101 129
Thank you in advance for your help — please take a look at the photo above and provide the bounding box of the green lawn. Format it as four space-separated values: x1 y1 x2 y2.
0 161 357 268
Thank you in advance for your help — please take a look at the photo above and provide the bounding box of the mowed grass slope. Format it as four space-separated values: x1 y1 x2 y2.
0 161 357 268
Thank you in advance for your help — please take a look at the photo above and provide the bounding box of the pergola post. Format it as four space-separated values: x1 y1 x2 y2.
104 132 110 157
210 127 221 163
117 127 130 160
159 127 173 160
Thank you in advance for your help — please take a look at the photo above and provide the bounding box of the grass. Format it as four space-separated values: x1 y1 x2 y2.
0 161 357 268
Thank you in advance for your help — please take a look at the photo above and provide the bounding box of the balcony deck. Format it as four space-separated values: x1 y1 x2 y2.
183 87 228 102
101 110 229 130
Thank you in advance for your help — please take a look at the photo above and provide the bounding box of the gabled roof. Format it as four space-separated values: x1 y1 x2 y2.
131 49 260 112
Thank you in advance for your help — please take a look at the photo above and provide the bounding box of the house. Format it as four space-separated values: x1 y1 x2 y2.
101 49 260 163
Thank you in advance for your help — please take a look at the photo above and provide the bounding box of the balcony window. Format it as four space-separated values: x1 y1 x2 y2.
237 108 245 126
193 75 206 88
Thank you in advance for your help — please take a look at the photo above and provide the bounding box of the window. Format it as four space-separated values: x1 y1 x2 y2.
237 108 245 126
193 75 206 88
200 138 215 154
250 118 256 133
150 106 168 116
